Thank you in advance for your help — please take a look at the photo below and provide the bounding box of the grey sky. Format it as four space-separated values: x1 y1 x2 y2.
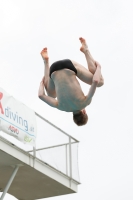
0 0 133 199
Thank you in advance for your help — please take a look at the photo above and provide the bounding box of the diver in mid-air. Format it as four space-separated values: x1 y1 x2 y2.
38 37 104 126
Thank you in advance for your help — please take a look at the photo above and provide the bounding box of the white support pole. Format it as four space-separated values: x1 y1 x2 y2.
0 165 19 200
69 137 72 187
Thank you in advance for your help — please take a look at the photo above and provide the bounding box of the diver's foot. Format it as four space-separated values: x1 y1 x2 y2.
79 37 88 53
40 47 49 61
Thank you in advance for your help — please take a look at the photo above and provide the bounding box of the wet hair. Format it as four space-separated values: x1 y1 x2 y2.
73 111 88 126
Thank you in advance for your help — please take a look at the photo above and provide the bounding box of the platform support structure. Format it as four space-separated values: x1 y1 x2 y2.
0 165 19 200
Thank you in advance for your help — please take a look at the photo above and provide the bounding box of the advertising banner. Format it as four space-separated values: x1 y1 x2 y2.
0 87 37 146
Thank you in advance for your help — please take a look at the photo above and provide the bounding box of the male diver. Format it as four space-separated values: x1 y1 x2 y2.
38 37 104 126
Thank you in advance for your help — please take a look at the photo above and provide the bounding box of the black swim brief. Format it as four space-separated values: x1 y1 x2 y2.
49 59 77 78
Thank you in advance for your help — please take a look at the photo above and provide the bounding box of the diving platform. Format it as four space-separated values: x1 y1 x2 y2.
0 113 80 200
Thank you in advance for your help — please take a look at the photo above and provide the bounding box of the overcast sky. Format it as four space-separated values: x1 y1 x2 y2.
0 0 133 199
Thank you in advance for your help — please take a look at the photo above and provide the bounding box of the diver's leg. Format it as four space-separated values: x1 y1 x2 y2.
79 37 104 86
79 37 96 74
40 48 56 97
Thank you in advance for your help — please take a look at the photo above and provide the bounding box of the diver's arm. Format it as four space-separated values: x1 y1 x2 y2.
38 78 58 108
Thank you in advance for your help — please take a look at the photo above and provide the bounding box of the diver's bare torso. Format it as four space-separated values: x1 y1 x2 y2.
51 67 89 112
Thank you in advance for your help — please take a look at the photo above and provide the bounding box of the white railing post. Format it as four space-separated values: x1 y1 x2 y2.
69 137 72 187
33 146 36 157
33 146 36 168
66 144 68 176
